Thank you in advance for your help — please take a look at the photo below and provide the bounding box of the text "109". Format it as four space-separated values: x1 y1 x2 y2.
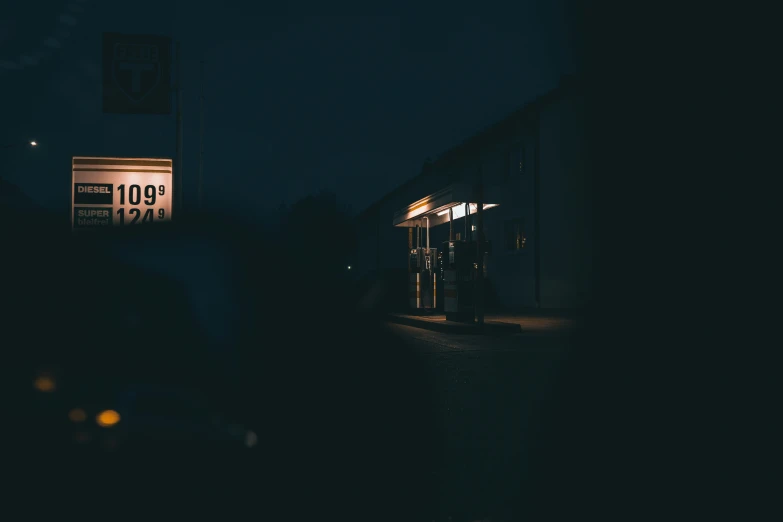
116 184 166 225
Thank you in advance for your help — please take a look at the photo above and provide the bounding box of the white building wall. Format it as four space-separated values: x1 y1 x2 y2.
482 132 537 310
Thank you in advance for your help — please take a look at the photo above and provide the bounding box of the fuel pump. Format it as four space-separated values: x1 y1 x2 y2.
437 249 445 311
423 248 437 311
442 238 492 322
408 219 437 312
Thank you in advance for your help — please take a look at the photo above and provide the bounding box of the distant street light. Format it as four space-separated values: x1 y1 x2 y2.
30 141 37 146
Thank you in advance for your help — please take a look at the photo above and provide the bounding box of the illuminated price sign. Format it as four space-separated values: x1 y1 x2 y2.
71 156 173 230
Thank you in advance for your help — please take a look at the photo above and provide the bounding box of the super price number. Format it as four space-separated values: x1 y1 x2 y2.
116 184 166 225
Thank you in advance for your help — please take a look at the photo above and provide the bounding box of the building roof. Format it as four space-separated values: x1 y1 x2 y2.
356 74 581 220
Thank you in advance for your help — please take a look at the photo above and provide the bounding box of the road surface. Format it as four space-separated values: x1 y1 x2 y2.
384 322 573 522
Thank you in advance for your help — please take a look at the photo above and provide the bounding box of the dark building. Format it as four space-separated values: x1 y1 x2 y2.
355 75 590 311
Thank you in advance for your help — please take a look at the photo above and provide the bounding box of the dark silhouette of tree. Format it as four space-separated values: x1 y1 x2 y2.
279 190 357 281
0 177 36 210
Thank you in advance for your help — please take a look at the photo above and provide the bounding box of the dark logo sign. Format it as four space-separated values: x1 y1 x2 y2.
112 42 160 103
103 33 171 114
74 183 113 204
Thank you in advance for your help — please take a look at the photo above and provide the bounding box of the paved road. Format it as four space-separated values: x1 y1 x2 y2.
384 322 572 522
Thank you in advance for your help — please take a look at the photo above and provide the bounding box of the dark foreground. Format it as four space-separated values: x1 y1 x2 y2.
3 210 599 521
387 323 571 521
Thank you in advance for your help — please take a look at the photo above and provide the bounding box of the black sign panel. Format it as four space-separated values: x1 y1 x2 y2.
74 183 113 204
102 32 171 114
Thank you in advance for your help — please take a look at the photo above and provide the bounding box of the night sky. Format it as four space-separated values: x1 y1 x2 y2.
1 1 577 220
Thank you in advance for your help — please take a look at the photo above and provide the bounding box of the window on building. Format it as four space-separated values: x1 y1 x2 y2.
504 219 527 250
507 144 525 178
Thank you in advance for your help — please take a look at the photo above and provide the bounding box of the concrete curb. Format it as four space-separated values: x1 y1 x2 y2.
386 313 522 335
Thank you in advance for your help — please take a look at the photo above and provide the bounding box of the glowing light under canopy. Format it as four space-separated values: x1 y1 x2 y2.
437 203 498 219
391 184 502 228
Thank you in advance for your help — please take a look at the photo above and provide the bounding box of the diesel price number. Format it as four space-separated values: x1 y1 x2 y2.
116 184 166 225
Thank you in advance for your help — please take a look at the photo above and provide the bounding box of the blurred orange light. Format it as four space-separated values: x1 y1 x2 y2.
69 408 87 422
96 410 121 427
34 376 56 392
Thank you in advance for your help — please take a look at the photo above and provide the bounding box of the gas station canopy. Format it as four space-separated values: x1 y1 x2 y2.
392 184 500 228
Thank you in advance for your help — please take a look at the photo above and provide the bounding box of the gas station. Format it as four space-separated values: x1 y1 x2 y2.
392 184 500 322
355 76 588 314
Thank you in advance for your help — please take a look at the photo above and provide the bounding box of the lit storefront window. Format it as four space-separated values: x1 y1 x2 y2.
504 219 526 250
